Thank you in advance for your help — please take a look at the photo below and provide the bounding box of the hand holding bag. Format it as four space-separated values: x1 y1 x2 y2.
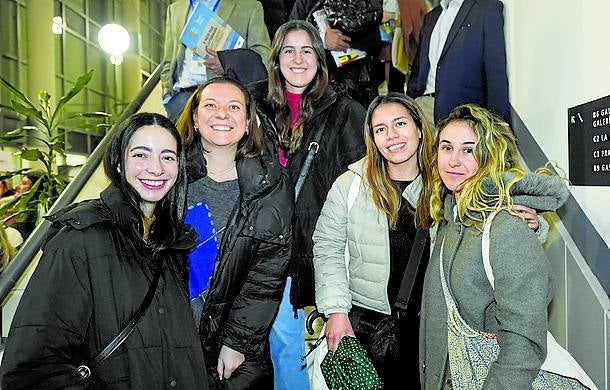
304 173 362 390
439 210 597 389
306 173 428 388
320 336 383 390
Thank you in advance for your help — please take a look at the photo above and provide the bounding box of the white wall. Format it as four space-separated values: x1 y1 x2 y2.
503 0 610 249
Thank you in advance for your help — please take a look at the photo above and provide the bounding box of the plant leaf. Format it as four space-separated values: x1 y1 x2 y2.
0 178 42 219
0 75 37 110
20 148 44 161
0 168 29 181
10 100 44 123
51 141 65 153
13 179 42 209
0 198 22 221
0 127 27 143
38 90 51 108
67 111 112 119
51 70 94 127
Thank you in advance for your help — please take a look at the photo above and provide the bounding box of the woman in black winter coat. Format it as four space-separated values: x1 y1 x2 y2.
0 113 209 389
250 19 366 389
176 76 293 390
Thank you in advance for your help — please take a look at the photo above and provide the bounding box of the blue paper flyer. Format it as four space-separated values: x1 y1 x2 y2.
180 1 244 57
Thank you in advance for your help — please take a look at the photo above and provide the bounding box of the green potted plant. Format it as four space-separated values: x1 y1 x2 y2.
0 69 111 243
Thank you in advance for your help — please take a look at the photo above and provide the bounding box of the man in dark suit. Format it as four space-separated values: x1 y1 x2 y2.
406 0 510 125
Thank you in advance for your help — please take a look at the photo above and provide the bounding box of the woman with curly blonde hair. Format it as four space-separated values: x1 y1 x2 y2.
419 104 570 389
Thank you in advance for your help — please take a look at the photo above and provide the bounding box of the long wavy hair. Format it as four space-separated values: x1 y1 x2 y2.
267 20 329 154
363 93 435 228
426 104 525 229
176 76 265 157
104 112 189 254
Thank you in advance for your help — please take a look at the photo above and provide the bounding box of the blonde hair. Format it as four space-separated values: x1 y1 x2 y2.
425 104 524 230
363 93 435 228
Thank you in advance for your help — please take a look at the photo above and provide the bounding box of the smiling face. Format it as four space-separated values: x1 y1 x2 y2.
193 82 248 153
437 120 480 195
124 125 179 217
372 102 421 180
279 29 318 94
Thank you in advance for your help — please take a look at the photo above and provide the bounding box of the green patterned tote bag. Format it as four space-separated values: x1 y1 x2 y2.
320 336 383 390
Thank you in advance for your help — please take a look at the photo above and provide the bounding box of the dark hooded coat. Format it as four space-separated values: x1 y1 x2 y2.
0 186 208 390
250 81 366 309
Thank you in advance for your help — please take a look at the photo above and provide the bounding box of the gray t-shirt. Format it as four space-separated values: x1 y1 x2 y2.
186 176 239 323
187 176 239 246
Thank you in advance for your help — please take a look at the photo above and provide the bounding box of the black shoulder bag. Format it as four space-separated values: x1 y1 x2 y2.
349 229 428 363
76 265 163 380
322 0 383 34
304 229 429 363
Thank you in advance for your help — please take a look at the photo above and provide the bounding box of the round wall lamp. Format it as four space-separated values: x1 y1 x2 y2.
52 16 64 34
98 23 130 65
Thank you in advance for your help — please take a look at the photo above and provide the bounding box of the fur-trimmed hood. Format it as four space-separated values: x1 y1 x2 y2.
481 172 570 212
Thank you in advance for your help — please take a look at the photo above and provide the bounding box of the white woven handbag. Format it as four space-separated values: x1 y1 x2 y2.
478 211 597 389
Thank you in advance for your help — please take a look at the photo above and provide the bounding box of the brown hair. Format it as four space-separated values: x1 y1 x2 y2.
266 20 329 154
176 76 265 157
363 93 435 228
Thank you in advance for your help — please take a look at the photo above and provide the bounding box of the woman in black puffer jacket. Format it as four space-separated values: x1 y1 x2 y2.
0 113 209 389
177 76 293 390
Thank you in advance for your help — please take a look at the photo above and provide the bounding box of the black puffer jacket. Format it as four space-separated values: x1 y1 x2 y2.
259 0 296 39
186 144 293 389
250 81 366 309
0 186 208 390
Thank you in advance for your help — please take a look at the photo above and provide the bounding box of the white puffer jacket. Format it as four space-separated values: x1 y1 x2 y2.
312 158 422 316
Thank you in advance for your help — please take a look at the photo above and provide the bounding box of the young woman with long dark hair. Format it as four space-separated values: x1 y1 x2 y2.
0 113 209 389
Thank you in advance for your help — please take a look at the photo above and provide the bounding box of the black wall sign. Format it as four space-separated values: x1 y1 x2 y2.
568 95 610 186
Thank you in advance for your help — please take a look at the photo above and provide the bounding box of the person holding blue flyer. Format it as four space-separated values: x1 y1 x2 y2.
162 0 271 123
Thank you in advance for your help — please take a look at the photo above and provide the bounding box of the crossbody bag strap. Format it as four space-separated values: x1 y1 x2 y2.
394 228 428 312
343 172 361 280
294 111 331 201
76 263 163 379
481 210 500 288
